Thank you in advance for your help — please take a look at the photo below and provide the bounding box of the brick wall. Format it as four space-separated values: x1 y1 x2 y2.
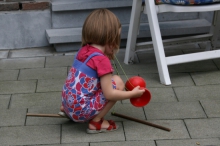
0 0 50 11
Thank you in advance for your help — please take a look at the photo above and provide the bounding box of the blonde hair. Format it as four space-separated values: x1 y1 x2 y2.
82 9 121 59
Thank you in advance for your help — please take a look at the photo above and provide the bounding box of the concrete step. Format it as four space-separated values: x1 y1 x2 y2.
46 28 82 44
47 18 211 43
46 18 211 52
50 0 198 29
51 0 133 11
52 9 198 29
52 0 198 28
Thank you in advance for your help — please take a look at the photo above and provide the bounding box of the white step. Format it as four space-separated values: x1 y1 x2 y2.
46 28 82 44
51 0 133 11
46 19 211 44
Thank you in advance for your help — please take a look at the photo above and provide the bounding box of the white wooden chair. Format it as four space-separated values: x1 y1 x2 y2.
124 0 220 85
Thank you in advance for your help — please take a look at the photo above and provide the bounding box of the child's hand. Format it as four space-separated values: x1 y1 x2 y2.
131 86 145 98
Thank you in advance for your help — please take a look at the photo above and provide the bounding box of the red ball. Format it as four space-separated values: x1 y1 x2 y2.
125 76 146 91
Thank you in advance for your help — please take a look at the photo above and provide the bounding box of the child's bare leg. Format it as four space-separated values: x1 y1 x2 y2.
89 75 124 129
60 105 64 112
112 75 125 91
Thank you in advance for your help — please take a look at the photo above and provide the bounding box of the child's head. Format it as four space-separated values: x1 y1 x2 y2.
82 9 121 59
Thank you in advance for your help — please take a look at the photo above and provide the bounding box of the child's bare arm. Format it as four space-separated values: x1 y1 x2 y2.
100 74 144 101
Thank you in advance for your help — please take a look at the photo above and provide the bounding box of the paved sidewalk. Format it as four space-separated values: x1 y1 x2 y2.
0 44 220 146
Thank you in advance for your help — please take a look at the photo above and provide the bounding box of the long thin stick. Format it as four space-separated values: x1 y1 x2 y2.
26 113 66 118
111 112 171 132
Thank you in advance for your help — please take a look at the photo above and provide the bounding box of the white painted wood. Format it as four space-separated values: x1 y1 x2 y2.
124 0 142 64
144 0 171 85
166 50 220 65
125 0 220 85
145 3 220 14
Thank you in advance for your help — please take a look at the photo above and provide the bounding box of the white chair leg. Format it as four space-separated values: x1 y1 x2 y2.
145 0 171 85
124 0 142 64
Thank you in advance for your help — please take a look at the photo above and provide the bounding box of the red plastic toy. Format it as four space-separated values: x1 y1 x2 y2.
125 76 146 91
125 76 151 107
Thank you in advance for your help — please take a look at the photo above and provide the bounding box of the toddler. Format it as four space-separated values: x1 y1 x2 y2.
60 8 144 134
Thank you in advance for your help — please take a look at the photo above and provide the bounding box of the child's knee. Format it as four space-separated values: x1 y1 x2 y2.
112 75 124 90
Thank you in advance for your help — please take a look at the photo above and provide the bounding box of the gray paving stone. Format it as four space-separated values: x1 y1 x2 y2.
179 48 220 73
124 120 189 140
0 57 45 69
0 80 36 94
144 102 206 120
45 55 74 67
9 47 55 58
0 95 10 109
140 73 195 88
132 50 157 64
145 87 177 102
0 50 9 59
191 70 220 85
18 67 67 80
26 107 71 126
114 74 157 95
137 48 184 64
116 47 213 85
2 44 220 146
133 74 162 88
128 45 216 74
0 109 26 127
122 87 177 104
0 125 60 145
156 138 220 146
114 62 158 75
10 92 61 109
36 144 89 146
119 73 194 89
200 100 220 118
62 122 125 143
90 141 156 146
185 118 220 138
67 66 71 71
133 44 198 64
0 69 19 81
37 79 65 92
120 99 131 104
106 104 146 121
118 74 162 91
117 44 197 65
114 49 127 61
169 73 195 87
174 85 220 101
213 58 220 69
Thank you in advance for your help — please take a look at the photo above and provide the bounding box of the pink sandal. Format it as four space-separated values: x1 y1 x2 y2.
87 119 119 134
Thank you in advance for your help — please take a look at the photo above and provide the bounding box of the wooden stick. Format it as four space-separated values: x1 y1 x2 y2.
26 113 67 118
111 112 171 132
